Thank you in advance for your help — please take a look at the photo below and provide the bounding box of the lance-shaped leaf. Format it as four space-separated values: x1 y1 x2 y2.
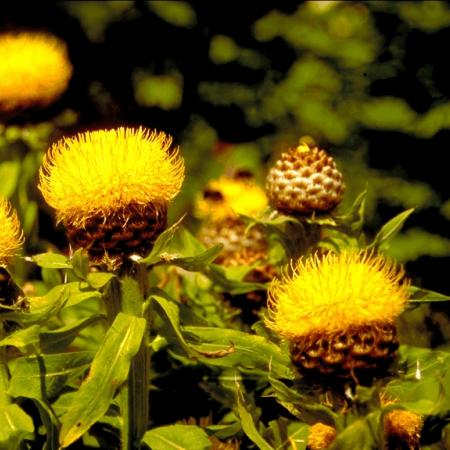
40 315 105 353
8 351 95 400
157 244 223 272
0 404 34 450
184 326 294 379
0 325 40 350
139 215 185 265
234 377 274 450
151 293 192 355
30 252 72 269
408 286 450 303
142 424 211 450
369 208 414 249
59 313 146 448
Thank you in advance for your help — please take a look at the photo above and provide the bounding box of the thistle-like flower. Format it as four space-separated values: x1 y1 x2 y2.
39 127 185 262
266 250 409 381
0 198 24 267
0 32 72 112
196 174 268 266
307 423 337 450
384 410 422 449
266 142 345 214
195 174 268 223
0 198 24 311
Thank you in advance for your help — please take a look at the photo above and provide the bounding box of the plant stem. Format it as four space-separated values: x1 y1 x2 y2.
0 324 11 406
106 264 150 449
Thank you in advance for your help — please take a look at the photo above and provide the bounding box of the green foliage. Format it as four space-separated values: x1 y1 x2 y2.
1 1 449 448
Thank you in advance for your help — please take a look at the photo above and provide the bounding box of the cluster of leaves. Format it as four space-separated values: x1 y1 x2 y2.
1 2 450 449
1 189 450 449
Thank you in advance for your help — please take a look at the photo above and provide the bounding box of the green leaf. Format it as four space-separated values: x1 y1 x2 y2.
86 272 115 290
335 190 367 234
4 284 70 324
329 412 380 450
159 244 223 272
205 264 267 295
385 345 450 415
183 326 294 379
0 325 40 350
0 404 34 450
268 376 338 425
71 249 90 279
140 215 185 265
369 208 414 249
40 315 105 353
64 282 102 308
8 351 94 400
151 293 192 354
408 286 450 303
0 160 20 198
234 378 274 450
30 252 71 269
59 313 146 448
142 424 211 450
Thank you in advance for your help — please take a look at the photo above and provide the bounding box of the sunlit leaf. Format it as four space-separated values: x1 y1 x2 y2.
140 216 185 265
30 252 71 269
142 424 211 450
0 404 34 450
234 377 274 450
8 351 94 400
0 325 40 350
409 286 450 303
368 208 414 249
40 315 105 353
59 313 146 448
184 326 294 379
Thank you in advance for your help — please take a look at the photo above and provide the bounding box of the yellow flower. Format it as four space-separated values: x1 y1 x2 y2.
266 250 409 340
0 198 24 266
39 127 184 262
308 423 337 450
195 176 268 221
39 127 185 228
0 32 72 111
384 410 422 448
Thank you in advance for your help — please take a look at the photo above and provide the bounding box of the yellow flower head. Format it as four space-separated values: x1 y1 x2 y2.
0 198 24 266
195 176 268 221
308 423 337 450
384 410 422 443
0 32 72 111
39 127 185 227
266 250 409 340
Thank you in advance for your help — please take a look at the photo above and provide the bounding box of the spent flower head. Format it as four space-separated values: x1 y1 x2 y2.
266 142 345 214
0 32 72 112
0 198 24 267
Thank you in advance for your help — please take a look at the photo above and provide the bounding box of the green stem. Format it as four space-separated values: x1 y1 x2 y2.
106 265 150 449
0 324 11 406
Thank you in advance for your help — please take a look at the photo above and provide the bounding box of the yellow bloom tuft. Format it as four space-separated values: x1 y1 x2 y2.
0 198 24 266
0 32 72 111
308 423 337 450
39 127 185 227
384 410 422 446
266 250 409 340
195 176 268 221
